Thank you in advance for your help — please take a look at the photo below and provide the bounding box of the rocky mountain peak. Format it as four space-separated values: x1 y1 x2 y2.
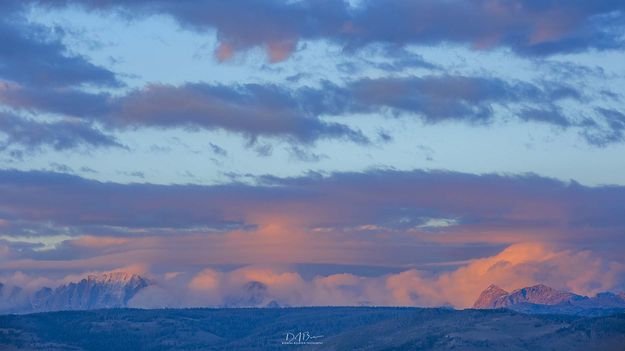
499 284 582 307
30 271 150 312
86 271 147 285
223 280 269 307
472 284 508 308
472 283 625 313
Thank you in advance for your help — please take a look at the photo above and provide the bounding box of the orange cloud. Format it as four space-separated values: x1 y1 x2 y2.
72 236 130 248
215 42 235 61
384 242 625 308
9 241 621 310
188 268 221 292
266 39 297 63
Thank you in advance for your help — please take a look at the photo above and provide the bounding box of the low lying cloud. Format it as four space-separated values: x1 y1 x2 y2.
386 242 625 307
3 168 624 306
128 243 625 308
2 242 623 309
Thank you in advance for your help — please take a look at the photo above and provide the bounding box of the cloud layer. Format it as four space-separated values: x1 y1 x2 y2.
32 0 625 60
4 74 617 146
1 168 624 298
0 0 623 154
1 169 624 238
3 242 622 309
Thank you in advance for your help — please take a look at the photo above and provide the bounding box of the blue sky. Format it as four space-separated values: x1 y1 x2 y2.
1 2 623 186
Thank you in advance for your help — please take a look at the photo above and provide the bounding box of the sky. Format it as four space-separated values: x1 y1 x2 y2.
1 0 625 308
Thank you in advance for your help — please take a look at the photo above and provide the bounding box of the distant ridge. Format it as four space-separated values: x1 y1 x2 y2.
31 271 150 312
2 307 625 350
1 271 150 313
1 274 284 313
473 283 625 315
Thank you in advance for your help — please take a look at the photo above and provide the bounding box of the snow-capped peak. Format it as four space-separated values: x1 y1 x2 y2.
86 271 145 285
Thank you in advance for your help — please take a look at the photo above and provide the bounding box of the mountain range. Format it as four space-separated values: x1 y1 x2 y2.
1 272 150 314
3 274 625 316
473 283 625 315
0 272 284 313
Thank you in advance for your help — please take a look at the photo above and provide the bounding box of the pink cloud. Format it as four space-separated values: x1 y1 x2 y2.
266 39 297 63
215 42 235 62
128 243 625 308
384 242 625 308
72 236 130 248
188 268 221 292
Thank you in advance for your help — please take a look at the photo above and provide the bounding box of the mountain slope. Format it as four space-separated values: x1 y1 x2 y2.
1 308 624 351
492 284 586 307
23 272 150 313
473 284 509 308
473 283 625 315
31 272 150 312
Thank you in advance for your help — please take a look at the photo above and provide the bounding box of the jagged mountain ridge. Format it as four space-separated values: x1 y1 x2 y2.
223 281 284 308
473 284 509 309
1 272 151 313
473 283 625 315
31 271 150 312
1 274 284 313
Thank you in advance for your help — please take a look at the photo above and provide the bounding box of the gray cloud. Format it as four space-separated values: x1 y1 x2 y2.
1 168 624 245
108 83 368 144
5 74 621 147
325 76 581 123
0 112 121 152
30 0 625 60
0 16 118 88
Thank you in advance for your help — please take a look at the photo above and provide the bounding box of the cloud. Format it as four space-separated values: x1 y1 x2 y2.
0 82 111 118
107 83 368 144
3 75 606 146
71 236 130 249
582 108 625 146
348 0 625 56
1 168 625 280
0 4 119 154
0 112 121 152
386 242 625 307
0 1 621 153
127 265 387 308
0 14 118 88
33 0 348 62
0 113 122 151
0 80 369 145
519 108 572 127
325 76 581 123
1 169 624 239
208 143 227 157
2 234 624 309
31 0 625 61
8 242 613 310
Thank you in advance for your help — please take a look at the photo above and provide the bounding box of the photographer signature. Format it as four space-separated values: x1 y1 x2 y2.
282 331 324 345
